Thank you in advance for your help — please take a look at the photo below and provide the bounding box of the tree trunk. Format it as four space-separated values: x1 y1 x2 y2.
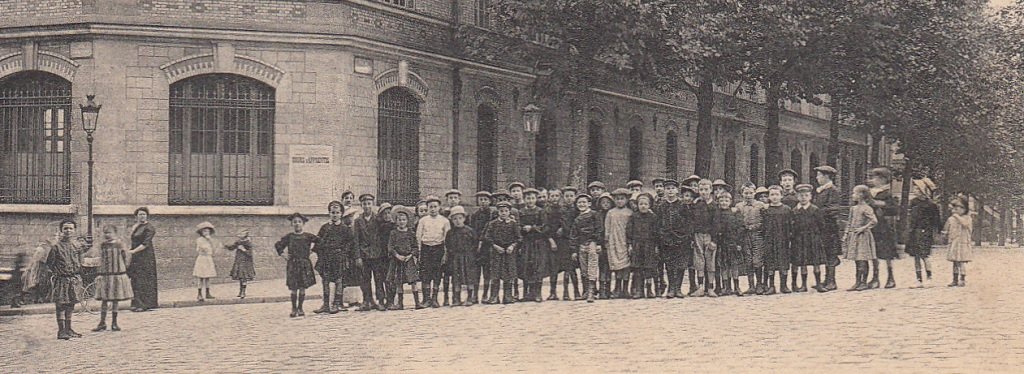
974 197 984 247
451 65 462 189
567 93 580 186
693 78 715 177
898 156 913 245
763 83 783 184
827 98 841 167
1000 206 1009 246
869 131 882 166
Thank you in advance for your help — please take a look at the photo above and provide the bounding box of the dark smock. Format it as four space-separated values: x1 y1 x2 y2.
762 204 794 271
518 206 550 283
790 204 827 266
446 225 479 287
907 197 942 257
871 188 899 260
276 232 318 290
812 185 844 265
484 218 521 282
626 210 659 274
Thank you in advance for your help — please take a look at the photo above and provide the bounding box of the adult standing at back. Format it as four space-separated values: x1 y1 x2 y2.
127 207 159 312
812 166 843 291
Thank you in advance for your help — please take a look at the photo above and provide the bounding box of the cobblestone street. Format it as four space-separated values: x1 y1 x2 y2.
3 247 1022 373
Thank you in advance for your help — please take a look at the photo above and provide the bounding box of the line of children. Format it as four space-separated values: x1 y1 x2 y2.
256 165 979 320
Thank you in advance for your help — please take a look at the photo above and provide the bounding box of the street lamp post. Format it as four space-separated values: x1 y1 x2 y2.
80 94 101 242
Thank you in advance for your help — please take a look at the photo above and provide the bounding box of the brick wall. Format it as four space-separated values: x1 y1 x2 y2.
0 0 83 18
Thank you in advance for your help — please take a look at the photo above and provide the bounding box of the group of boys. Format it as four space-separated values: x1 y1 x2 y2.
306 162 897 311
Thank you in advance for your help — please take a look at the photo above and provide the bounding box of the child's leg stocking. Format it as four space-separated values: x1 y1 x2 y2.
924 257 933 279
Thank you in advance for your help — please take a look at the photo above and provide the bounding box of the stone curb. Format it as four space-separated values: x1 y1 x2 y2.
0 294 324 317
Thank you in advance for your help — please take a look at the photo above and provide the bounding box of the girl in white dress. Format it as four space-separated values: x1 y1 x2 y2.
943 198 973 287
194 222 220 301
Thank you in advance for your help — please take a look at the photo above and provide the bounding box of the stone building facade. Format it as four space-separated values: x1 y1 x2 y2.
0 0 871 288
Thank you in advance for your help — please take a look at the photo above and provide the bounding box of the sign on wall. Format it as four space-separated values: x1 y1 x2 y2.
288 144 336 207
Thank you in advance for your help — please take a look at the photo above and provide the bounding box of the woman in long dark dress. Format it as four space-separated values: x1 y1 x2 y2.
127 207 159 312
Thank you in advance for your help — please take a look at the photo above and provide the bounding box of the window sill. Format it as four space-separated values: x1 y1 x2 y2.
93 205 327 217
0 204 77 214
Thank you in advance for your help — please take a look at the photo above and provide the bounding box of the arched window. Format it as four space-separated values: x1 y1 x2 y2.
790 148 803 182
168 74 275 205
724 140 737 187
586 119 603 182
476 104 497 193
0 71 72 204
628 126 643 181
749 143 761 185
665 130 678 180
378 87 421 205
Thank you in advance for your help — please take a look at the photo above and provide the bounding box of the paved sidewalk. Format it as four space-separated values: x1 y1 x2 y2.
0 278 330 317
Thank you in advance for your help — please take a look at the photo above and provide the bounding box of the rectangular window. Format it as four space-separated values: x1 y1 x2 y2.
379 0 412 8
475 0 490 28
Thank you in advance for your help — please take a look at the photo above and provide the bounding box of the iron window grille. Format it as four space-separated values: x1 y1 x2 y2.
377 87 421 205
476 104 497 193
0 71 72 204
169 74 275 206
665 130 678 180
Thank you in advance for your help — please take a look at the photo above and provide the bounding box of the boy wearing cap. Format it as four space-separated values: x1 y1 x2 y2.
606 188 634 298
587 181 607 210
652 178 666 205
355 194 388 311
790 184 826 292
519 188 552 302
440 189 463 306
312 202 349 314
813 165 843 291
483 201 522 304
868 167 899 289
543 187 567 300
417 196 451 308
509 182 526 210
558 187 583 300
470 191 496 303
656 179 690 298
570 194 603 302
682 175 701 191
692 179 719 297
778 170 800 208
736 183 767 295
445 206 478 306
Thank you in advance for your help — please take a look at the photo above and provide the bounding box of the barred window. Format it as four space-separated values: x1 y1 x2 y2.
0 71 72 204
628 126 643 181
586 119 602 182
476 104 497 192
379 0 413 8
378 87 421 205
169 74 275 206
791 148 803 183
749 143 761 186
724 140 737 187
475 0 491 28
664 130 678 180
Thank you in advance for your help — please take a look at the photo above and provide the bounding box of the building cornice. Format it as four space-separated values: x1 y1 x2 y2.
0 23 537 82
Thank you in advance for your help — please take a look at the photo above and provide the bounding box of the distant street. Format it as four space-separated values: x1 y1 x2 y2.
3 247 1023 373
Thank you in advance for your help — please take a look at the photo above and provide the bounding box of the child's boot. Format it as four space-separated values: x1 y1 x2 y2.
465 287 476 306
452 288 463 307
885 269 896 289
548 278 559 301
868 261 880 289
798 273 808 292
687 269 698 296
239 285 247 299
502 284 514 304
586 281 596 303
959 274 966 287
826 266 838 290
414 290 426 309
562 274 571 301
430 287 441 308
290 294 298 318
572 275 582 301
237 286 243 298
813 272 827 293
197 289 204 302
443 278 451 307
205 288 215 299
313 288 330 314
110 312 120 332
93 309 107 332
599 281 610 300
395 292 406 310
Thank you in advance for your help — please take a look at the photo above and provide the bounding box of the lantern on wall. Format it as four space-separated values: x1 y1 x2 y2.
522 103 541 133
